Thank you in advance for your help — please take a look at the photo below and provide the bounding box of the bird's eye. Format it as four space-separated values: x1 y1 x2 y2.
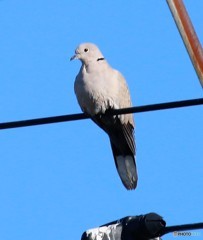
84 48 89 52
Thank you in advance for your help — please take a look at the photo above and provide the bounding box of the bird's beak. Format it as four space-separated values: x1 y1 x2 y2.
70 54 78 61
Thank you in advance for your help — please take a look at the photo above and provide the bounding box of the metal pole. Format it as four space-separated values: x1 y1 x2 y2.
166 0 203 87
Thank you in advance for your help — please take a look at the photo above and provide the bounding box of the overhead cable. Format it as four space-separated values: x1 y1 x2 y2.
0 98 203 130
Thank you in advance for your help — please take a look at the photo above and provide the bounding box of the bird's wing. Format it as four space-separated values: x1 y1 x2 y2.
92 113 137 190
90 69 137 189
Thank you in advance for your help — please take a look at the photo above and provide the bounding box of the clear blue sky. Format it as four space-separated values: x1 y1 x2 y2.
0 1 202 240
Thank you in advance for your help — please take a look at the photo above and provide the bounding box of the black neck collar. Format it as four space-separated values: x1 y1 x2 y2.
97 57 105 61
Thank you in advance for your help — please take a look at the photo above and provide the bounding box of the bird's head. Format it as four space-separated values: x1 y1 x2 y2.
70 43 105 65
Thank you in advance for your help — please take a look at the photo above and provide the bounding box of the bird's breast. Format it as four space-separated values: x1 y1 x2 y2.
74 71 118 116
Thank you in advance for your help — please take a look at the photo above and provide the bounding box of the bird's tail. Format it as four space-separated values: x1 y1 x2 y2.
110 142 138 190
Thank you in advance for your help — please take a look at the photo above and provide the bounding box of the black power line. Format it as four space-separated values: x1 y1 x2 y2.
81 213 203 240
0 98 203 130
160 222 203 236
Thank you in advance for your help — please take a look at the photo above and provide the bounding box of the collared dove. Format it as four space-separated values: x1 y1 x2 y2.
71 43 137 190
